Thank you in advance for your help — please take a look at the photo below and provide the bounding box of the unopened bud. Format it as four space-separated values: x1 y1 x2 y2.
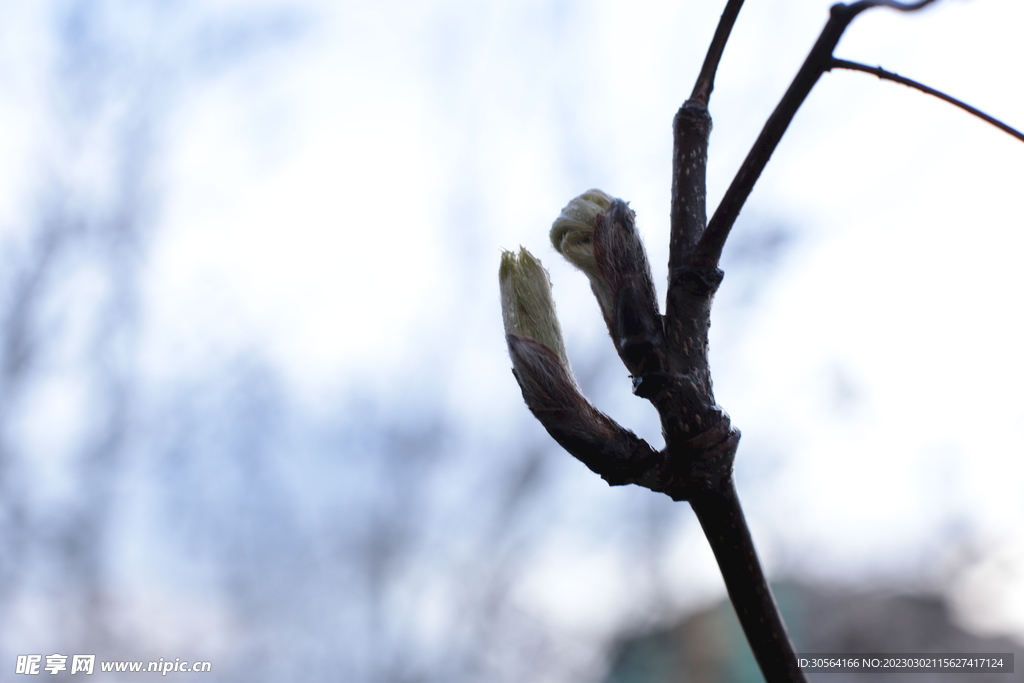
551 190 662 376
550 189 615 318
499 248 569 369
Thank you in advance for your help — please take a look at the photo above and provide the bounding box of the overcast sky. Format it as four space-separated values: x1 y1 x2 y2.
1 0 1022 675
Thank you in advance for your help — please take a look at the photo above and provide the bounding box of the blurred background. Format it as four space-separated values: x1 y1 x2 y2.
0 0 1021 681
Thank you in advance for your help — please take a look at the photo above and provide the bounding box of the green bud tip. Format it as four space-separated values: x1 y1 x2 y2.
499 247 569 369
549 189 615 317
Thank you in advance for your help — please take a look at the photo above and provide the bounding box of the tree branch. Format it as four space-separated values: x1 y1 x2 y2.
508 3 970 683
690 480 806 683
670 0 746 273
847 0 935 10
690 0 746 107
829 58 1024 144
668 105 712 270
691 0 937 269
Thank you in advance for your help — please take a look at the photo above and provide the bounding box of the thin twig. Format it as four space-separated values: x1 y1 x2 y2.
690 0 746 107
691 0 936 268
670 0 747 264
847 0 937 9
830 58 1024 144
848 0 935 10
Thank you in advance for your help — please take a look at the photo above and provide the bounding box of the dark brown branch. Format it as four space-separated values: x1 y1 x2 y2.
830 58 1024 144
670 0 746 272
690 0 937 269
669 104 713 269
690 480 806 683
848 0 934 10
690 0 746 107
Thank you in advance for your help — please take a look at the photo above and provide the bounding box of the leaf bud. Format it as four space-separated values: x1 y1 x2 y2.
499 247 569 369
549 189 615 318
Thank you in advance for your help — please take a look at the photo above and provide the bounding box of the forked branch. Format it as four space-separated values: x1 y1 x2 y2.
498 1 1018 682
669 0 745 266
691 0 937 268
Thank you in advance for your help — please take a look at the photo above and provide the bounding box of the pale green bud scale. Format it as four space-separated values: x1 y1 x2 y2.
549 189 616 320
499 247 570 369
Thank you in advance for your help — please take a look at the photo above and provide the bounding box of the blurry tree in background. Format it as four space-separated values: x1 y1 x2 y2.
0 0 303 665
0 4 692 681
0 0 185 654
0 1 1021 682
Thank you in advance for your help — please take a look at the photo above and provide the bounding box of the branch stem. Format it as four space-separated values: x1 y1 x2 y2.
690 480 807 683
670 0 745 266
690 0 746 107
830 58 1024 144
